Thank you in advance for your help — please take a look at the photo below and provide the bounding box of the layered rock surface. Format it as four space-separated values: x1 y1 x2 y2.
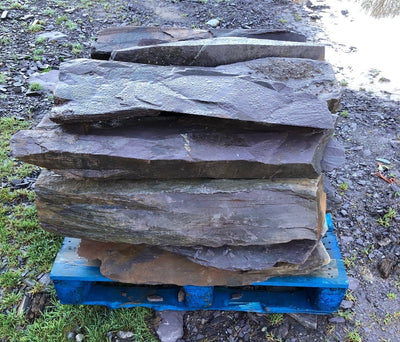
77 239 330 286
35 171 326 247
49 59 333 129
110 37 325 66
11 115 331 180
91 26 307 60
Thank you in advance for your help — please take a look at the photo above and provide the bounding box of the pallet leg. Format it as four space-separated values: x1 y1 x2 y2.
183 286 214 308
53 280 92 304
310 287 346 312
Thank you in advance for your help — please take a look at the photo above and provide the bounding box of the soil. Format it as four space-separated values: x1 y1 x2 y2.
0 0 399 341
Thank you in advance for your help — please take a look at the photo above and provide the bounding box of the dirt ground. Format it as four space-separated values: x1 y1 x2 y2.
1 0 399 341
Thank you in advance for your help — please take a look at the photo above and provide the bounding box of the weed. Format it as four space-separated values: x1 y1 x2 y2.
44 7 56 16
279 18 287 24
383 313 392 325
32 48 44 61
261 328 283 342
268 313 284 326
0 269 22 289
339 182 349 191
9 2 25 10
28 24 43 33
0 72 7 84
377 207 397 227
345 329 362 342
55 15 68 25
340 79 349 87
338 309 353 320
0 291 23 309
345 290 356 302
72 43 83 54
35 36 46 44
28 82 42 92
293 13 302 21
340 110 349 118
0 36 11 45
387 292 397 300
65 20 77 30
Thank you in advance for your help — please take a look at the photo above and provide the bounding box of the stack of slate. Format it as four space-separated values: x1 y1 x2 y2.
11 27 340 287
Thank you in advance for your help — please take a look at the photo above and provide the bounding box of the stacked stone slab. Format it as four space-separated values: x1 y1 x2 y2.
11 27 340 286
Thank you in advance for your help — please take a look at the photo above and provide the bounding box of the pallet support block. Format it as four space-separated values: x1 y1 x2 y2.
50 214 348 314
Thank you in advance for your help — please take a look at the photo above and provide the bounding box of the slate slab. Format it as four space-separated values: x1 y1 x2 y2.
161 239 318 271
35 171 326 247
12 115 331 180
91 26 213 60
77 239 330 286
90 26 307 60
110 37 325 66
49 59 333 130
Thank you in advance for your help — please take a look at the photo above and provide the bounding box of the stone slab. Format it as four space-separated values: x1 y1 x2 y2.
91 26 307 60
77 239 330 286
50 59 333 130
35 171 326 247
91 26 213 60
110 37 325 66
161 239 317 271
11 115 331 180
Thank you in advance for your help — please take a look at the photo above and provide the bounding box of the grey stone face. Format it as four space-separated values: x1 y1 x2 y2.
49 59 333 130
11 115 331 180
111 37 325 66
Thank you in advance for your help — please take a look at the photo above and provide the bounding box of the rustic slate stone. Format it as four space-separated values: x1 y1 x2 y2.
12 114 331 180
91 26 307 60
91 26 213 60
215 57 340 113
35 171 326 247
161 239 317 271
49 59 333 130
110 37 325 66
77 239 330 286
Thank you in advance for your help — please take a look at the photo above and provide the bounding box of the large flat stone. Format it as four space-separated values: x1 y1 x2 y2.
12 115 331 180
35 171 326 247
49 59 333 130
77 239 330 286
110 37 325 66
91 26 307 60
161 239 318 271
91 26 213 60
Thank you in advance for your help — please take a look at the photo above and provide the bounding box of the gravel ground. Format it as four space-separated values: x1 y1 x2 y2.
1 0 399 341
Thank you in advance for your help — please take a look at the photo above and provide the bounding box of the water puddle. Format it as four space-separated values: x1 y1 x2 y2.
311 0 400 100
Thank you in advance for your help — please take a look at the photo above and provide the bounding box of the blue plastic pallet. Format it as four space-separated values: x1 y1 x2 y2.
50 214 348 314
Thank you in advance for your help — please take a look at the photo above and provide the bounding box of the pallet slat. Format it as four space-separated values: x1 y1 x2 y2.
50 214 348 314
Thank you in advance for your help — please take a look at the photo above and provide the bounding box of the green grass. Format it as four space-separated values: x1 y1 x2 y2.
72 43 83 54
0 72 7 84
28 82 43 91
0 117 158 341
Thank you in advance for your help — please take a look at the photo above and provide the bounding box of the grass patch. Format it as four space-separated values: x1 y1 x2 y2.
28 82 42 92
0 116 158 340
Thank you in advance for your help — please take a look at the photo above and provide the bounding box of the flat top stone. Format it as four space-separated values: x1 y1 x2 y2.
110 37 325 66
50 59 333 130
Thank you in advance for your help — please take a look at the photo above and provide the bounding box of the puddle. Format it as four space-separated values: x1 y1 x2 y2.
311 0 400 100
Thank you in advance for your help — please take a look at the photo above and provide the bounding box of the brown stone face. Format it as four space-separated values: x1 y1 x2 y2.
78 239 330 286
35 171 326 247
